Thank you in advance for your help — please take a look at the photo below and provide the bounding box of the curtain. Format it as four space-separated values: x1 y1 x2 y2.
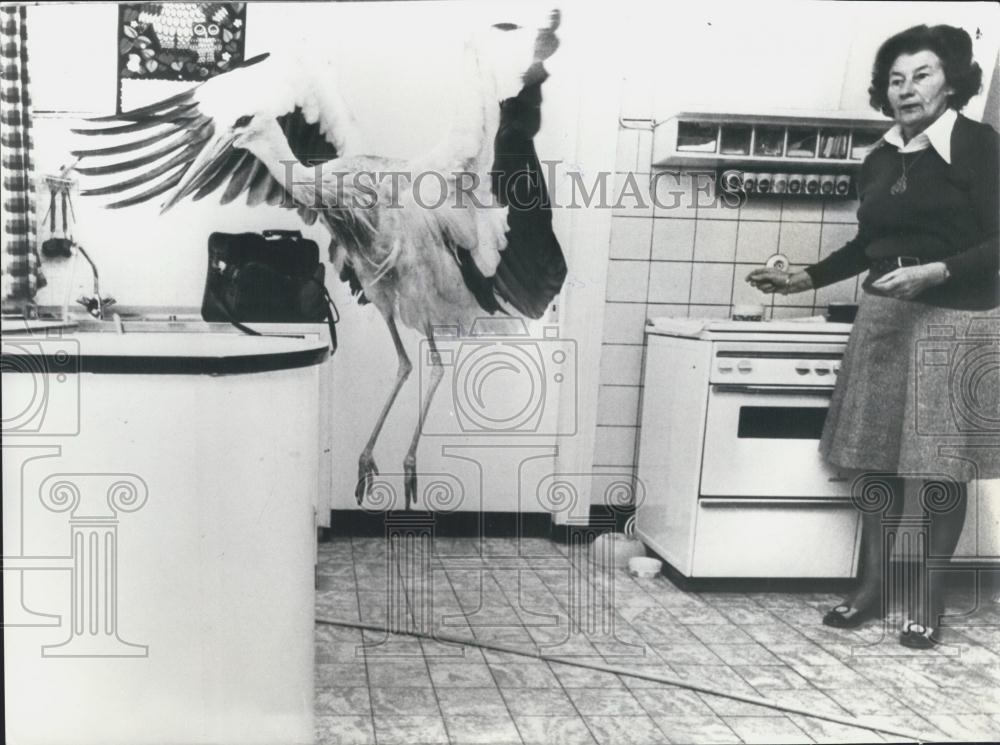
1 4 44 306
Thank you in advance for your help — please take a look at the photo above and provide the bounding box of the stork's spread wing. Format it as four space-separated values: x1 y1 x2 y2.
72 53 344 215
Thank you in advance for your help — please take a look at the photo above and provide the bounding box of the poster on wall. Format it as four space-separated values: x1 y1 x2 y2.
116 2 246 111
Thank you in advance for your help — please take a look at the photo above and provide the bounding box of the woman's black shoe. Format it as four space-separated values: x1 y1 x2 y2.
822 603 877 629
899 621 941 649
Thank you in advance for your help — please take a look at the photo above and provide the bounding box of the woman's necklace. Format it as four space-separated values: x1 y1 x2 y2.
890 149 928 195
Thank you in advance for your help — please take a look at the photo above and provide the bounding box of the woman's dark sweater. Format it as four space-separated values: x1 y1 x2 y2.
805 114 999 310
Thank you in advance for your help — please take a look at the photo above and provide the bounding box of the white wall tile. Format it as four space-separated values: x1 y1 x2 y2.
609 217 653 260
612 172 654 217
648 262 692 304
822 197 860 224
731 269 769 306
739 195 784 221
599 344 645 387
615 128 640 173
778 222 822 265
597 385 641 426
588 465 642 505
772 287 816 307
592 425 638 467
695 174 740 220
781 198 824 222
689 263 735 305
602 302 649 345
605 260 649 302
652 171 698 219
693 220 738 262
735 221 781 264
637 130 654 172
687 304 734 320
646 303 689 321
819 222 860 259
651 218 696 261
771 306 819 319
815 276 860 305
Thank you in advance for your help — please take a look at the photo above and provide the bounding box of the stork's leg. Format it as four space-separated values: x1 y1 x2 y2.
356 313 412 504
404 326 444 508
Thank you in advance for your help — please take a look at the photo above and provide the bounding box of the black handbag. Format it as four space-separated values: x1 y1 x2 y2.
201 229 338 352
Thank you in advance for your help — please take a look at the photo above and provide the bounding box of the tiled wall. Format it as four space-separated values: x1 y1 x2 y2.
592 124 863 477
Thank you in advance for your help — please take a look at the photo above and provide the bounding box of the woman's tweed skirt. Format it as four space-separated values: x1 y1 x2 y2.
820 290 1000 484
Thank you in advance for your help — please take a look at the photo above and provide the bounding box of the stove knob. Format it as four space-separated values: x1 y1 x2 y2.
717 361 734 373
814 363 831 376
794 363 811 375
737 360 753 374
832 363 841 375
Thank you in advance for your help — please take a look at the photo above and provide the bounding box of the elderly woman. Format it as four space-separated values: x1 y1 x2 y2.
748 24 998 648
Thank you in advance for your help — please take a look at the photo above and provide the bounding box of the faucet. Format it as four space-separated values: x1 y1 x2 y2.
74 244 116 320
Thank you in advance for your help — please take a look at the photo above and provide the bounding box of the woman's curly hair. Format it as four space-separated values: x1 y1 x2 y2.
869 24 983 116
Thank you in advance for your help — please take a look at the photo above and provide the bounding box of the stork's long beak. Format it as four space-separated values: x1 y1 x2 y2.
160 129 238 214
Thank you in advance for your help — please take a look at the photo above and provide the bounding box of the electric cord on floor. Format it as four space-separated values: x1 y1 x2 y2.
315 617 925 742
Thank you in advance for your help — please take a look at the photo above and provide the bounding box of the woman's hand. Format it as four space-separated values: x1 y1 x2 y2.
745 268 814 295
870 262 949 300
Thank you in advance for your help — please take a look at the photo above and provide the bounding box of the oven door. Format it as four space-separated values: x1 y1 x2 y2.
700 384 852 498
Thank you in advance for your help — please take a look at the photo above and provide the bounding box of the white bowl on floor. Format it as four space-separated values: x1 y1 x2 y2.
628 556 662 578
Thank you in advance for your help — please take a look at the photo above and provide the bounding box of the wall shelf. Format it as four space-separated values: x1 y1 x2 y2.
651 111 892 197
653 111 891 170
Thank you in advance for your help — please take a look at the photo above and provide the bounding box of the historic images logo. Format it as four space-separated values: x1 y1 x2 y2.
4 471 150 657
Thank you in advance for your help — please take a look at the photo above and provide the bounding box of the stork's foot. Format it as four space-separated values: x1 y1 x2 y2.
403 454 417 509
356 451 379 505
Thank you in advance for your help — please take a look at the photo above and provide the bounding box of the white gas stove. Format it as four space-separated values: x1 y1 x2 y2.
636 317 862 579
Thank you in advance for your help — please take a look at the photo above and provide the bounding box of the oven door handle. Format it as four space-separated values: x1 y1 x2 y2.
711 384 833 395
700 497 853 507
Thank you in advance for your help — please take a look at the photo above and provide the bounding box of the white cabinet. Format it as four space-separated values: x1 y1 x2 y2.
3 328 322 745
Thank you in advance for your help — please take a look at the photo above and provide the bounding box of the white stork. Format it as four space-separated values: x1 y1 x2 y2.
72 11 567 508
